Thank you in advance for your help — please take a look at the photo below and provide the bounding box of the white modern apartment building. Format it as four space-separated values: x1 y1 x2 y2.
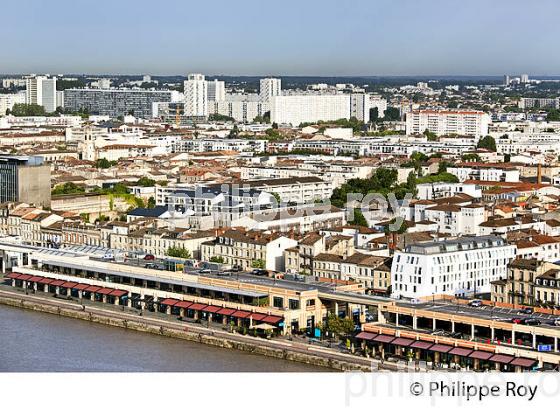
209 99 268 123
496 133 560 155
0 92 26 116
173 138 267 153
207 79 225 102
370 95 388 118
391 236 516 299
184 73 208 118
518 97 559 110
405 110 491 137
416 182 482 200
25 75 57 113
422 204 485 236
271 94 351 126
447 165 520 183
244 177 333 204
259 78 281 103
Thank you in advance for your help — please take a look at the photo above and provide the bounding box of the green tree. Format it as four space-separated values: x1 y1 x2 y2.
547 109 560 121
265 128 281 140
147 197 156 208
352 208 368 227
51 182 85 196
415 172 459 184
95 158 117 169
209 256 225 264
136 177 156 187
324 314 355 339
423 128 438 141
11 103 46 116
477 135 497 152
166 247 192 259
209 113 235 122
251 259 265 269
461 153 480 162
383 107 401 121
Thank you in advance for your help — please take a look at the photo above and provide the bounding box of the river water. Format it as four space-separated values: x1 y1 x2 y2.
0 305 325 372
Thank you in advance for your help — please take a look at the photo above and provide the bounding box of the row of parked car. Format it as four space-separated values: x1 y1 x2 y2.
468 299 560 326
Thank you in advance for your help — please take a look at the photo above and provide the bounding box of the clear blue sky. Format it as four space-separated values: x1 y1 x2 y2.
2 0 559 76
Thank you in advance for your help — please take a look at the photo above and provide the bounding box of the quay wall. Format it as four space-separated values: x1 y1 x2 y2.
0 293 378 372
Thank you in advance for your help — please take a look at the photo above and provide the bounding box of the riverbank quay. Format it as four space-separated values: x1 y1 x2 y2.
0 287 410 372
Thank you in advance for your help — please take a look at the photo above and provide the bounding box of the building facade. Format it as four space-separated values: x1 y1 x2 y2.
0 156 51 207
391 236 516 299
63 89 173 118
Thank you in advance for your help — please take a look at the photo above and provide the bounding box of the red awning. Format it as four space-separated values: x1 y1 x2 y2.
38 278 54 285
356 332 377 341
61 281 78 288
217 308 236 316
469 350 494 360
428 344 453 353
109 289 127 297
17 274 32 281
489 354 514 364
4 273 20 279
202 305 221 313
410 340 433 350
188 303 208 311
50 280 65 286
251 313 267 321
449 347 473 357
261 315 283 324
175 301 193 309
373 335 395 344
392 337 414 347
73 283 89 291
84 285 101 292
96 288 113 295
28 276 44 282
231 310 251 319
160 298 180 306
510 358 536 368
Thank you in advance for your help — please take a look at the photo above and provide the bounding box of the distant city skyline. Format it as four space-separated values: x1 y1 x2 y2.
2 0 560 76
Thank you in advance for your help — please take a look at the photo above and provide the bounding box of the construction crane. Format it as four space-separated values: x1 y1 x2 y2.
175 104 181 127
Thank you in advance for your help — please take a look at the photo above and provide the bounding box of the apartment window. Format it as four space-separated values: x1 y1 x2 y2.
289 299 300 310
273 296 284 309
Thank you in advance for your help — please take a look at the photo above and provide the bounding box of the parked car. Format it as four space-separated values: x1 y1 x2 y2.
468 299 483 307
230 265 242 272
511 317 523 324
518 307 534 314
198 268 211 274
143 254 155 261
521 318 541 326
217 270 232 276
251 269 268 276
548 319 560 326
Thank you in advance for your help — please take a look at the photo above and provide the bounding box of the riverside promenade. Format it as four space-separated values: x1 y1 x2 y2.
0 286 411 372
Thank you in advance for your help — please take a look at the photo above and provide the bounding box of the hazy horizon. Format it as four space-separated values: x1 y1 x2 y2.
2 0 560 76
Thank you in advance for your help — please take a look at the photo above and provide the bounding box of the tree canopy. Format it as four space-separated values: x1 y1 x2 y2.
330 167 416 207
51 182 85 196
166 247 191 259
477 135 497 152
10 103 46 116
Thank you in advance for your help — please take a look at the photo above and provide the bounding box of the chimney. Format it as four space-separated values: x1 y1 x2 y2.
537 163 542 185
